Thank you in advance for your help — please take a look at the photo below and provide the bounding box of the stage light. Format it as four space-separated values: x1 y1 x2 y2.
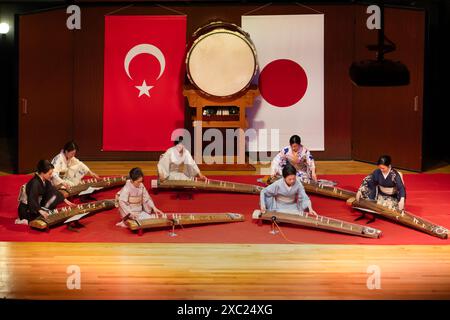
0 22 10 34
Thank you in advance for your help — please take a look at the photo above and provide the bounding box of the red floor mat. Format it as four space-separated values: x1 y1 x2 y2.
0 174 449 244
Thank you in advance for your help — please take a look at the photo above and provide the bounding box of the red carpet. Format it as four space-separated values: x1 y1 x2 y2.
0 174 449 244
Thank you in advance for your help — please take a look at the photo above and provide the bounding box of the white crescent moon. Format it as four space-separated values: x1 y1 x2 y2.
124 44 166 80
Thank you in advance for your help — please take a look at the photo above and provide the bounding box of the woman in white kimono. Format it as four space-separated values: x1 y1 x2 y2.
116 167 163 227
270 135 317 182
51 141 100 188
157 137 207 181
261 164 317 216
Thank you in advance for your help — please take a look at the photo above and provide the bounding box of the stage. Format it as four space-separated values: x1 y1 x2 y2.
1 173 449 244
0 161 449 299
1 0 449 304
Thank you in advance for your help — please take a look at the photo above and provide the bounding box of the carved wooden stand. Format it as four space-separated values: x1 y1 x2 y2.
183 84 259 171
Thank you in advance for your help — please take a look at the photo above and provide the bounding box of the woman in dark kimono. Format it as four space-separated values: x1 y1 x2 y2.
356 155 406 210
16 160 75 225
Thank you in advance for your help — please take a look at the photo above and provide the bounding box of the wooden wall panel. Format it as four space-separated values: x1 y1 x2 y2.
314 4 354 159
18 10 73 173
351 6 425 171
18 4 425 168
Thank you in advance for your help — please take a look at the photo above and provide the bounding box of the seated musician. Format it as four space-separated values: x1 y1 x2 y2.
51 141 100 188
116 167 164 227
16 160 76 225
157 136 207 182
261 164 318 216
356 155 406 211
270 135 317 183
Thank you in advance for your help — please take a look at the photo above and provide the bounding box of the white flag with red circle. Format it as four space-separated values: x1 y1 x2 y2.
241 14 324 151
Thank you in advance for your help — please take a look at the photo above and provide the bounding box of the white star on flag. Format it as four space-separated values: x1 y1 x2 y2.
135 80 153 97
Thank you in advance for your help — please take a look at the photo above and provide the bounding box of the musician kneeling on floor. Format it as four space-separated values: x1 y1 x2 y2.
260 164 318 216
51 141 100 188
16 160 76 225
157 136 207 182
116 167 164 228
270 134 317 182
356 155 406 211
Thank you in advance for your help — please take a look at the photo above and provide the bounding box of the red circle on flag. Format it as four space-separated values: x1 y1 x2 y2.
259 59 308 107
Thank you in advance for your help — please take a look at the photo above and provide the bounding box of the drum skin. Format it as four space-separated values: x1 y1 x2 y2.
186 21 258 98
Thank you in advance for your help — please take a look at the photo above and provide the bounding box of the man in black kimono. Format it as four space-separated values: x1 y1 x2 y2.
17 160 75 224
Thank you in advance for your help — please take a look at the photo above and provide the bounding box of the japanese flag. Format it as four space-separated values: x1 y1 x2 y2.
241 15 324 151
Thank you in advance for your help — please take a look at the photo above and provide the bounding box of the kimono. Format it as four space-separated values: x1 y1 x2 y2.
51 150 91 187
260 177 311 214
17 173 65 221
157 145 200 181
271 145 315 181
117 180 156 221
358 168 406 210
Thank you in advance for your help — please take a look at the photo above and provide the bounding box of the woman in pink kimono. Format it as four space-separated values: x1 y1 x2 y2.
116 167 163 227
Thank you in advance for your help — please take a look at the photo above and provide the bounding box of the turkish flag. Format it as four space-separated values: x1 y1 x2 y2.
103 16 186 151
241 15 324 152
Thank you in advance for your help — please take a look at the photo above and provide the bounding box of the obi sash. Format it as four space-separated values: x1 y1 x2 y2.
378 186 396 196
169 163 185 173
275 194 296 204
128 195 144 212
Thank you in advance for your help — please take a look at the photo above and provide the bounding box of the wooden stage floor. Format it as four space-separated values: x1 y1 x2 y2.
1 242 450 300
1 160 449 300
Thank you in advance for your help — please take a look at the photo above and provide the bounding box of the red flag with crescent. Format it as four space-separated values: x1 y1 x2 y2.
103 16 186 151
